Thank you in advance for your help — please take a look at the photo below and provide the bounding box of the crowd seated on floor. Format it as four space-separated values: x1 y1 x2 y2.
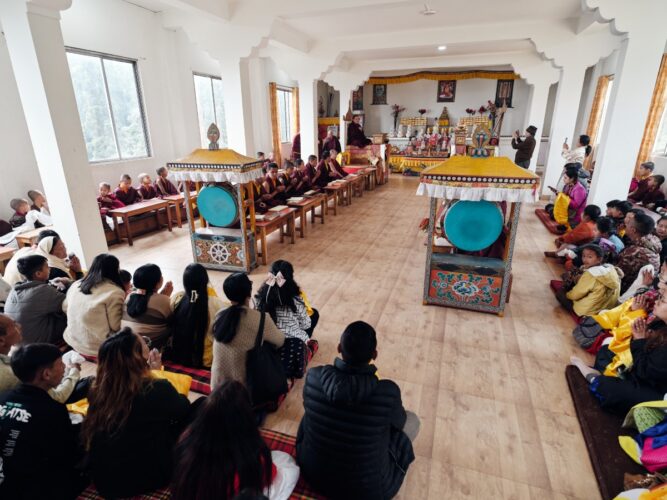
538 157 667 418
0 232 418 499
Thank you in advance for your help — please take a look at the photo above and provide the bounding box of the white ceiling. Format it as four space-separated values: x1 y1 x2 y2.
279 0 583 38
345 39 535 62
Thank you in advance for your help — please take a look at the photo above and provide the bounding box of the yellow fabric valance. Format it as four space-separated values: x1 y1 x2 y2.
367 70 519 85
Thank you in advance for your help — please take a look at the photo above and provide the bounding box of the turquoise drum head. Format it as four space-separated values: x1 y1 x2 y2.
444 200 503 252
197 185 239 228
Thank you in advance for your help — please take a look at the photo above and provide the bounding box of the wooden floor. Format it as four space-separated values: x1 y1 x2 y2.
111 176 599 500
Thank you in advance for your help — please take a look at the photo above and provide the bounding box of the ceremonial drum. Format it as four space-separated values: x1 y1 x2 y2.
443 200 503 252
196 184 239 228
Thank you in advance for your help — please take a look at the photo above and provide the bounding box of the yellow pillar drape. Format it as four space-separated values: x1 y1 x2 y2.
269 82 281 166
584 75 611 170
635 54 667 174
292 86 300 136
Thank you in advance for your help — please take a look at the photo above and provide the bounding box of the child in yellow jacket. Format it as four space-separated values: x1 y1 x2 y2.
565 244 622 317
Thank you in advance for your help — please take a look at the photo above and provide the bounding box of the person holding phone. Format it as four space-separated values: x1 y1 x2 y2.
511 125 537 168
562 135 592 164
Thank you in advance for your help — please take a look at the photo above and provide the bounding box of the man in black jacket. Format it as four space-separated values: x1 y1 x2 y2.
296 321 418 499
511 125 538 168
0 344 85 499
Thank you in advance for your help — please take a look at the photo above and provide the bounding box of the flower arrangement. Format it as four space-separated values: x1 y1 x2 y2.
465 108 475 116
390 104 406 130
418 108 428 116
478 105 487 114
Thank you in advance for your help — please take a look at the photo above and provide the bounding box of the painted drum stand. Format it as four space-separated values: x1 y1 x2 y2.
417 156 540 315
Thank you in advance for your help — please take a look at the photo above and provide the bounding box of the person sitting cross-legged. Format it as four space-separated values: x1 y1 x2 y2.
0 344 87 500
296 321 418 500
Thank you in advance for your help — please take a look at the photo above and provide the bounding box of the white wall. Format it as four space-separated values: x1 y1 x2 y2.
260 57 298 157
0 0 221 222
362 77 531 137
0 34 43 220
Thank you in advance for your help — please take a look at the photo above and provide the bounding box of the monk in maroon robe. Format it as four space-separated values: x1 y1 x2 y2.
282 162 300 199
291 133 301 161
347 115 371 147
313 151 331 188
155 166 180 197
138 173 158 200
114 174 143 206
261 163 286 206
322 130 342 154
294 159 313 195
327 150 348 179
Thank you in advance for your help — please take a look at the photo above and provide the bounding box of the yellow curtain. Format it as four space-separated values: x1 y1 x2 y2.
584 75 612 170
635 54 667 173
292 86 300 137
268 82 281 166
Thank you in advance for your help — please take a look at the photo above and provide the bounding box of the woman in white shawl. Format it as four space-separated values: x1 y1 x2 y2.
3 231 82 285
562 134 592 164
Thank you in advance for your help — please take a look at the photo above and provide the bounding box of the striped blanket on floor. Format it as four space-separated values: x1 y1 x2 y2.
77 429 325 500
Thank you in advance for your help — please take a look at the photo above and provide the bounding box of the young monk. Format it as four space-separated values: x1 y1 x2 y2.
261 163 286 206
114 174 143 206
27 190 50 215
155 166 180 197
313 152 331 188
138 173 158 200
281 161 300 199
8 198 51 230
634 175 666 211
629 161 655 201
294 159 312 195
97 182 125 216
327 149 348 179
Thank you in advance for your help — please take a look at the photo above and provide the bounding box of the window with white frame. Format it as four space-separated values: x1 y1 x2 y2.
277 87 293 143
653 105 667 157
193 73 228 149
66 49 151 163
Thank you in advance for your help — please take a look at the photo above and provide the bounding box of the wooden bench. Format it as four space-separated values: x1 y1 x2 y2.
288 193 326 238
324 182 350 212
251 207 297 266
347 174 366 198
109 199 172 246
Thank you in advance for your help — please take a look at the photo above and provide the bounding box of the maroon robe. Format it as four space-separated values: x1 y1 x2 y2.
114 186 142 206
294 170 311 195
347 122 371 147
313 160 330 188
155 177 179 197
139 184 158 200
327 158 348 179
322 136 342 154
291 133 301 161
262 175 284 207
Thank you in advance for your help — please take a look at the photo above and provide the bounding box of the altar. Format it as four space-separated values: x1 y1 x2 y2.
417 156 539 315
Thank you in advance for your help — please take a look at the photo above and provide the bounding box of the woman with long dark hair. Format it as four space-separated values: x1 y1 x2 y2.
171 381 277 499
571 296 667 414
83 328 190 498
562 134 592 164
63 254 126 356
211 273 284 389
122 264 173 348
255 260 318 378
169 263 225 368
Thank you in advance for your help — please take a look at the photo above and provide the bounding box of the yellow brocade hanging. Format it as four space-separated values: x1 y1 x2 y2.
553 192 572 230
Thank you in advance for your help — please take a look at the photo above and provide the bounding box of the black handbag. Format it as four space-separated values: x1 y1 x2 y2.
246 311 288 407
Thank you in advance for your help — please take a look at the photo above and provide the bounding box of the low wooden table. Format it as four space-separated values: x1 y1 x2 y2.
288 194 326 238
162 194 185 229
15 225 53 247
347 174 365 198
365 167 378 190
324 182 350 212
252 207 297 266
0 246 16 274
109 199 172 246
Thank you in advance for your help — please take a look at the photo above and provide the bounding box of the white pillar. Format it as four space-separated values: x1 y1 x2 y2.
541 65 587 195
298 78 318 159
219 57 253 155
525 81 551 172
338 87 353 152
588 36 666 207
0 0 107 266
